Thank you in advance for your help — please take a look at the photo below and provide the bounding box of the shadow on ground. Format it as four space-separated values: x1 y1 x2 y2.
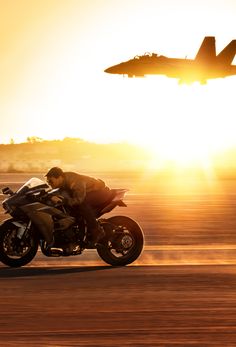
0 265 115 278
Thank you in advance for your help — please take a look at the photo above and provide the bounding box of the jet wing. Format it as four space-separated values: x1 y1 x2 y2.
195 36 216 63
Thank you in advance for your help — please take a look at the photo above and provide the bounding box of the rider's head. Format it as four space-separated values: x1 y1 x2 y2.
45 167 65 189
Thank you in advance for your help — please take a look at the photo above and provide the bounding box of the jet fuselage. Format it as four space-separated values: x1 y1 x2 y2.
105 37 236 83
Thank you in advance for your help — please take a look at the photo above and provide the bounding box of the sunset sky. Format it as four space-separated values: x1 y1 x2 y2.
0 0 236 164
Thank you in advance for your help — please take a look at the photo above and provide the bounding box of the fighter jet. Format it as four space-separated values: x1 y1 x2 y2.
104 36 236 84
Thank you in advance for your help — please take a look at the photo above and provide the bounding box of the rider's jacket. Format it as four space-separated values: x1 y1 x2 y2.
60 172 106 206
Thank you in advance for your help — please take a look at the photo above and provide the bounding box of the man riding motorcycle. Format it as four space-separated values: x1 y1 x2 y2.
23 167 112 253
0 174 144 267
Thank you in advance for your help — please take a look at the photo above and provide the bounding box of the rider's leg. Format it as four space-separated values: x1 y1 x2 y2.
77 201 104 245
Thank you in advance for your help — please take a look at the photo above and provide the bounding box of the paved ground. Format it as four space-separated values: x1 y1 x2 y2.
1 264 236 346
2 173 236 345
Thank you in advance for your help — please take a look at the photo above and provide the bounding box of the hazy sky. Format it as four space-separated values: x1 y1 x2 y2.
0 0 236 162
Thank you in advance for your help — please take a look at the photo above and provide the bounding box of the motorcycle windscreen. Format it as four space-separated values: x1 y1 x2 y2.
16 177 49 195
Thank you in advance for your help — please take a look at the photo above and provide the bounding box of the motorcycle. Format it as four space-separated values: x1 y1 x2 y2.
0 178 144 267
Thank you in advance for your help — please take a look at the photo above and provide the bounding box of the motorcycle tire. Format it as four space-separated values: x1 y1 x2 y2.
97 215 144 266
0 220 38 267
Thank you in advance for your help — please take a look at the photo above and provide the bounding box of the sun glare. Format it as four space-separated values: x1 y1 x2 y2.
109 75 236 169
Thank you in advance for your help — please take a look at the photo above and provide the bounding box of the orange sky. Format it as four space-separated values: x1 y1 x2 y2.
0 0 236 164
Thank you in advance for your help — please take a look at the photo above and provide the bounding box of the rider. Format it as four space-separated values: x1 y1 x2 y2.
45 167 112 248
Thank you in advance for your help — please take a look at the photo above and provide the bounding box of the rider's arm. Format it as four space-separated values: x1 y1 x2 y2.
64 180 86 206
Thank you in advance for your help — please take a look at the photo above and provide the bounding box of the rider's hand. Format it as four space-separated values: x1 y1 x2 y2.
51 196 63 205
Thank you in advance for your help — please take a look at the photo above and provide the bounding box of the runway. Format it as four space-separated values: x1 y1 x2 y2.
1 173 236 345
1 264 236 346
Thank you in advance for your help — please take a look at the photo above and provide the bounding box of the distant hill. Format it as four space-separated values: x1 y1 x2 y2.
1 137 236 178
0 138 151 173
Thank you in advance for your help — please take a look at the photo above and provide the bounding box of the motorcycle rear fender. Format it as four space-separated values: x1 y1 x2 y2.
111 189 128 201
100 200 127 215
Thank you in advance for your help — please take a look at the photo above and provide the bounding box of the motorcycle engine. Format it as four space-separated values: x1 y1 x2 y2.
54 226 78 245
53 216 77 245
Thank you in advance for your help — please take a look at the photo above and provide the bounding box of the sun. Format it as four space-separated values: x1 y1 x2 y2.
115 75 236 169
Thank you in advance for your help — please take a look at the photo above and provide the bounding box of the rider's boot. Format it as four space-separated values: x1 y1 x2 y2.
45 235 55 253
63 243 77 256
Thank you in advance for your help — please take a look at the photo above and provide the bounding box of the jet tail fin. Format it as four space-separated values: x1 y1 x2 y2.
217 40 236 65
195 36 216 62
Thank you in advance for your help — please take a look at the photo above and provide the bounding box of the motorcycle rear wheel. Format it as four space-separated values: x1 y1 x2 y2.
0 221 38 267
97 216 144 266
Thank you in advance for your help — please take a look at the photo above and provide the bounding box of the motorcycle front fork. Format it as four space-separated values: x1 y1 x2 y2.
13 220 32 239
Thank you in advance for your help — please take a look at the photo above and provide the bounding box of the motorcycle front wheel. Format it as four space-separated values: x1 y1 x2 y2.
0 220 38 267
97 216 144 266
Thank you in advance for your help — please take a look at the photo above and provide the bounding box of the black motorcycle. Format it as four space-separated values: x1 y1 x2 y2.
0 178 144 267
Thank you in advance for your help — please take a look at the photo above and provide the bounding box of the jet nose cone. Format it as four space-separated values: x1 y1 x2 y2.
104 65 118 74
104 61 135 75
104 66 113 73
